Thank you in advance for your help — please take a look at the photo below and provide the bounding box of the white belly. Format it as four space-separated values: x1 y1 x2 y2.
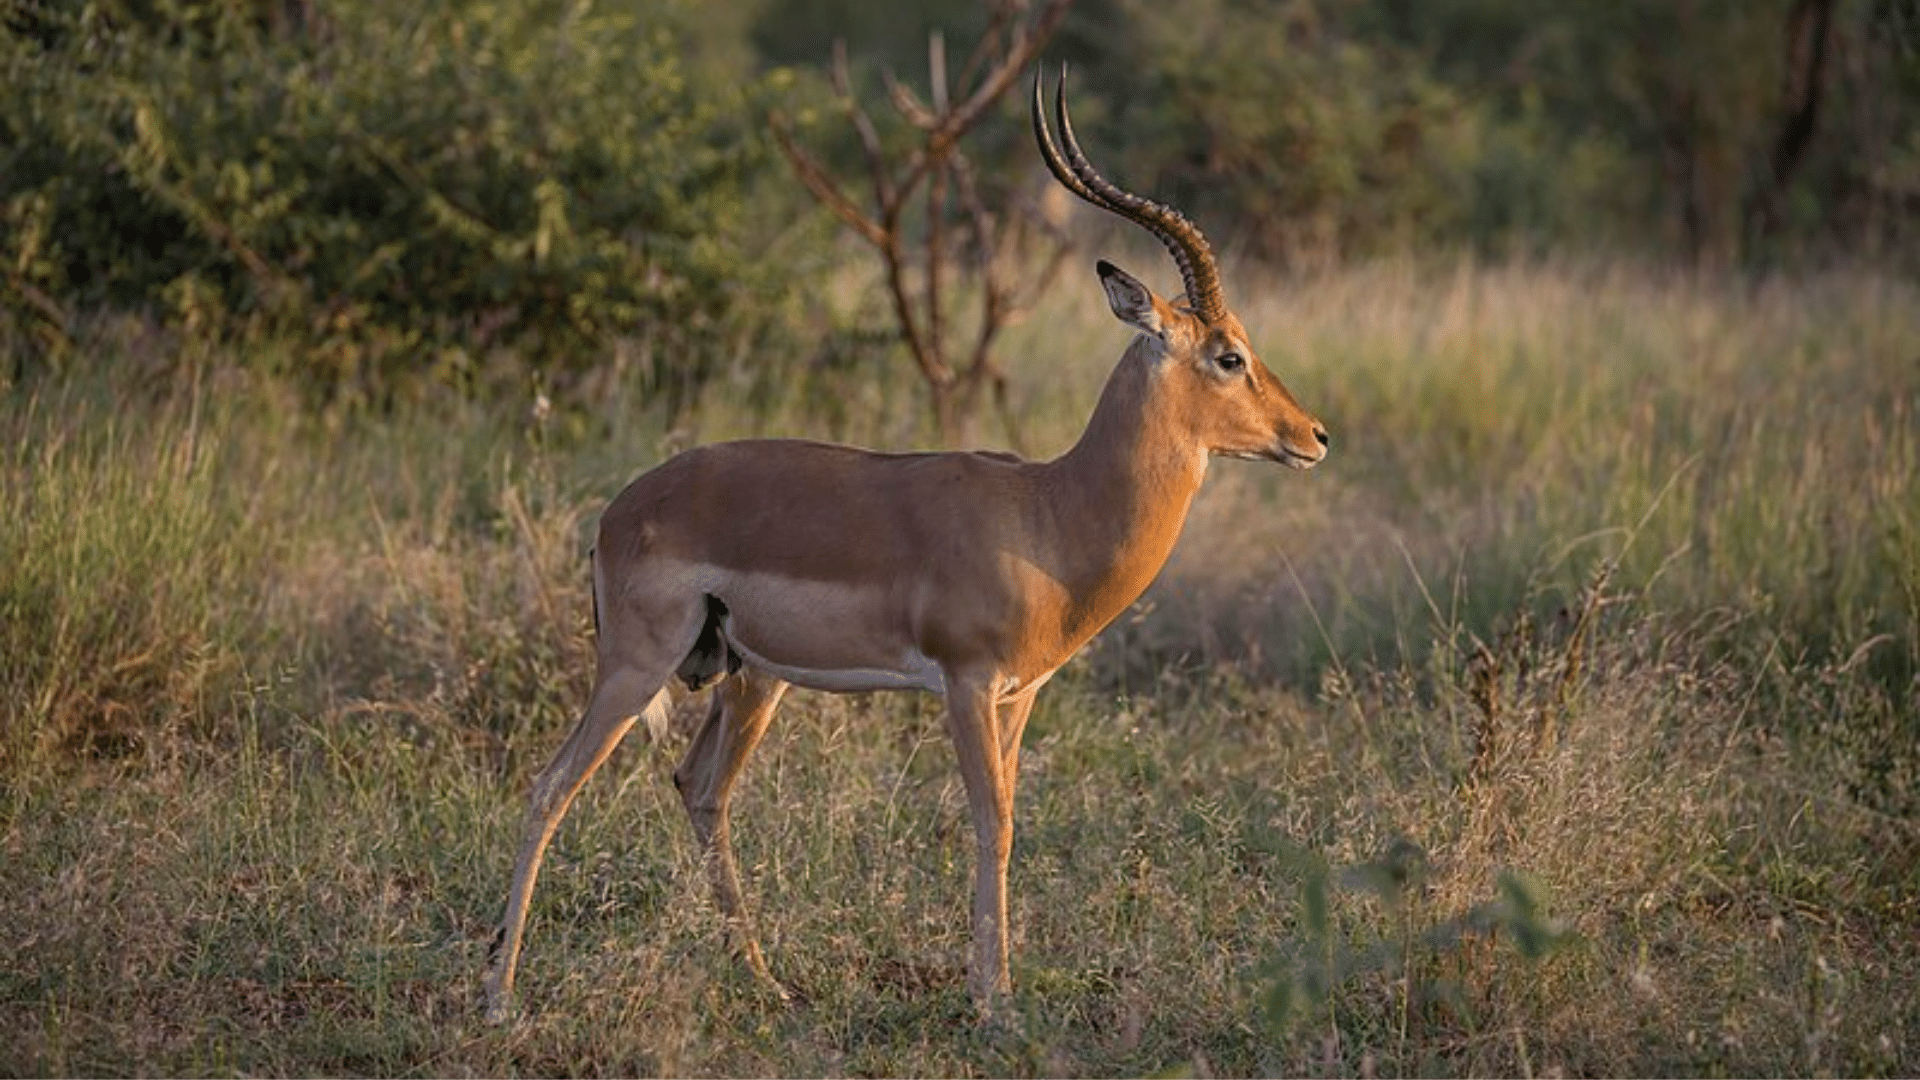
719 621 947 695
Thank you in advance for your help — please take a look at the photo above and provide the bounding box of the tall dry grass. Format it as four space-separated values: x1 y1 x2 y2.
2 258 1915 1075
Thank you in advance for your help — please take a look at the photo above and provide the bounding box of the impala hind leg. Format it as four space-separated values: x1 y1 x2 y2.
674 667 790 998
483 595 706 1024
997 692 1037 786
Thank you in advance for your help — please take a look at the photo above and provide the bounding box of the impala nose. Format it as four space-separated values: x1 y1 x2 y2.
1313 423 1330 450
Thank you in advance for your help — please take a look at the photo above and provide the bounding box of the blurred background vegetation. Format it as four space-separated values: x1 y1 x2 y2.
5 0 1917 405
4 4 1919 1073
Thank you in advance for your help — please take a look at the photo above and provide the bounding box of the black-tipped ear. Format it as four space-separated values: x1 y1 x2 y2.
1097 260 1164 337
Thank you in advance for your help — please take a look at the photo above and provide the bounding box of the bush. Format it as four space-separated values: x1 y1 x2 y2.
1073 0 1472 266
1 0 796 403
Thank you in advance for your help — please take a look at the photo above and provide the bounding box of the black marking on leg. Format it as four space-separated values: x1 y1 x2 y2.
676 594 736 691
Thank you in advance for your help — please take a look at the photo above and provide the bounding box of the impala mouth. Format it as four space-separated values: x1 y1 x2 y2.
1263 443 1326 469
1218 444 1325 469
1275 444 1325 469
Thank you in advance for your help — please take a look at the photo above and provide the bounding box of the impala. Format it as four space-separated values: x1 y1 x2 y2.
483 68 1329 1022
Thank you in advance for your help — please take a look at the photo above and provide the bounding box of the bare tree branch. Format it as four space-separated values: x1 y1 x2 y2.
769 117 888 247
831 39 906 216
956 2 1015 96
773 0 1076 442
883 71 937 131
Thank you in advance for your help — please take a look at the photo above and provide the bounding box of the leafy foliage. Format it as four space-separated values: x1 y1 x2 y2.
1099 0 1474 266
2 0 791 400
6 0 1918 410
1046 0 1920 263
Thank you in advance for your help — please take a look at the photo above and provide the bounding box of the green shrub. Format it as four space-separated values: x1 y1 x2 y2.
1 0 796 402
1077 0 1472 265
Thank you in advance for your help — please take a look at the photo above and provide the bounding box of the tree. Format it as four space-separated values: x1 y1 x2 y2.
771 0 1075 445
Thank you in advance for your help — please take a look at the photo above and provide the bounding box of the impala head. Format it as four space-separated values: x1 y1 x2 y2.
1032 68 1330 469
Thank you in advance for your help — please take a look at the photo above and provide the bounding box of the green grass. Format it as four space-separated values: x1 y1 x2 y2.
2 258 1916 1076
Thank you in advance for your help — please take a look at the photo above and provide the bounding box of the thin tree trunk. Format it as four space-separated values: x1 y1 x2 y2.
1744 0 1837 258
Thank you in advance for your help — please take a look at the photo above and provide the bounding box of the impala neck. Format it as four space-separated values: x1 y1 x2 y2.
1046 341 1210 620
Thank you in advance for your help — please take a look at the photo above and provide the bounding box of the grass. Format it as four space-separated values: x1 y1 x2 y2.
2 256 1917 1075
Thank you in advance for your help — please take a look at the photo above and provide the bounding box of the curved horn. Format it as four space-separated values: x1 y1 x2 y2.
1031 65 1227 324
1031 69 1117 215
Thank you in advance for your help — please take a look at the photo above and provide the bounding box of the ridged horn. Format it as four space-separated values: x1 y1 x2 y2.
1031 65 1227 324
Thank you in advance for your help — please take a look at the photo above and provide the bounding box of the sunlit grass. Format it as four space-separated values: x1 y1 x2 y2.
2 258 1915 1075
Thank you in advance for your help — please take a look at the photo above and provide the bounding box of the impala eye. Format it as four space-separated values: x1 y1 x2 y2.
1215 352 1245 373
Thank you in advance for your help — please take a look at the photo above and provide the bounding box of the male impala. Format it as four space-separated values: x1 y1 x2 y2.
484 69 1329 1022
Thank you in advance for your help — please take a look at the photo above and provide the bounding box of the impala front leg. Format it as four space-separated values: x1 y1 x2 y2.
942 673 1016 1014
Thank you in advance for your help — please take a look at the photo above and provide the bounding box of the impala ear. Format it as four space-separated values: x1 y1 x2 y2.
1097 260 1165 338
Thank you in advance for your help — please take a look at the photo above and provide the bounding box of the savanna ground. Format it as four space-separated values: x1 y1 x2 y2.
4 255 1918 1076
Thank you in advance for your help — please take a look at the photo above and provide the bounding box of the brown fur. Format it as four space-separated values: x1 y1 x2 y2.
483 81 1329 1022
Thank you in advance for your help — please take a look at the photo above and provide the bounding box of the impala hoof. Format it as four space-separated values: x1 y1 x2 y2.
741 947 794 1005
762 977 796 1007
968 980 1014 1025
483 989 518 1026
